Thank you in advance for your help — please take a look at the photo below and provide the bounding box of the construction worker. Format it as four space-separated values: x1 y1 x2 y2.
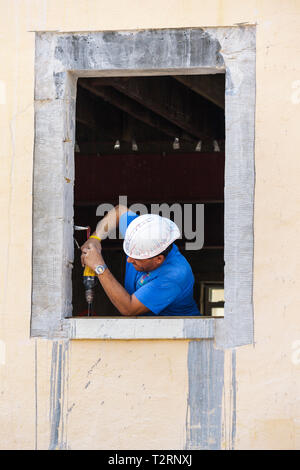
81 205 200 316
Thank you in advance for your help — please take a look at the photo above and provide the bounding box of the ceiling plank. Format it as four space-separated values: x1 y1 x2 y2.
88 77 221 139
174 75 225 109
78 80 194 141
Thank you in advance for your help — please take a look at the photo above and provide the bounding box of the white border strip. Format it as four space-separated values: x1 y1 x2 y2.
69 317 215 340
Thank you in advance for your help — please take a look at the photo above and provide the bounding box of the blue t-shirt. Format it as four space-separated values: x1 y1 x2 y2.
120 211 200 316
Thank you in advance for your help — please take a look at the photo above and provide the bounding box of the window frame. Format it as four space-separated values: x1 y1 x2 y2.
31 27 256 347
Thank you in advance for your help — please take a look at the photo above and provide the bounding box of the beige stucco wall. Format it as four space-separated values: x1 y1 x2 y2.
0 0 299 450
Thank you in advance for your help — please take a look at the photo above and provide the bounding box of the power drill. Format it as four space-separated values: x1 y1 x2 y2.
82 265 97 315
83 232 102 316
74 226 101 316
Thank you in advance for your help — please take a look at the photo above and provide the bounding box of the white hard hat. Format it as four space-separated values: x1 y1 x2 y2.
123 214 180 260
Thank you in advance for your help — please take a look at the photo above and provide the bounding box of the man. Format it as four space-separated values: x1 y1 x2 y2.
81 204 200 316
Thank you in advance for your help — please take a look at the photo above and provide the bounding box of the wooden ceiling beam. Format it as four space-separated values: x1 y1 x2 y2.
76 86 98 129
88 77 220 139
78 80 194 141
174 75 225 109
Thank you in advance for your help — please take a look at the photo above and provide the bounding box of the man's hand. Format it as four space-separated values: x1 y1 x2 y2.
81 237 101 254
81 241 103 270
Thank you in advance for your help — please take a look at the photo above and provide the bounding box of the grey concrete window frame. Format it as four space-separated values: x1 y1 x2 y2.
31 27 255 348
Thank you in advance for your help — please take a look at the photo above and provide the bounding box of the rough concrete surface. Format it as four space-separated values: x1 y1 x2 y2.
32 27 255 351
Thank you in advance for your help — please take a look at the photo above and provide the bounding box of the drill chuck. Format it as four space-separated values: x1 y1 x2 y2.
83 275 97 304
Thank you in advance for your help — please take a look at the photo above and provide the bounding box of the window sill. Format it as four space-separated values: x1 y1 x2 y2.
68 316 217 340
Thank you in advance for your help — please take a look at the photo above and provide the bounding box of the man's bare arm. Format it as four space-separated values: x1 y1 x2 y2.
82 243 150 316
81 204 128 254
97 268 150 316
95 204 128 240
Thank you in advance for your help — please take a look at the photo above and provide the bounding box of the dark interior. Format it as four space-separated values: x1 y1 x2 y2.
73 75 225 316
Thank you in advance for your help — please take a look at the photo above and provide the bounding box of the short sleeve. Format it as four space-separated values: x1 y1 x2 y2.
134 277 181 314
119 210 138 238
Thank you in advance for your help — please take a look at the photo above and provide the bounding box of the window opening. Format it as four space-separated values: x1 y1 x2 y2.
73 75 225 317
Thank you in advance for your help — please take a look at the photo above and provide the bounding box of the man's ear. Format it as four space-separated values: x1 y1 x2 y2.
156 255 165 265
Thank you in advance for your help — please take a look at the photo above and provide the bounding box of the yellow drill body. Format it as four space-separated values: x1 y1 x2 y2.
82 235 101 314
